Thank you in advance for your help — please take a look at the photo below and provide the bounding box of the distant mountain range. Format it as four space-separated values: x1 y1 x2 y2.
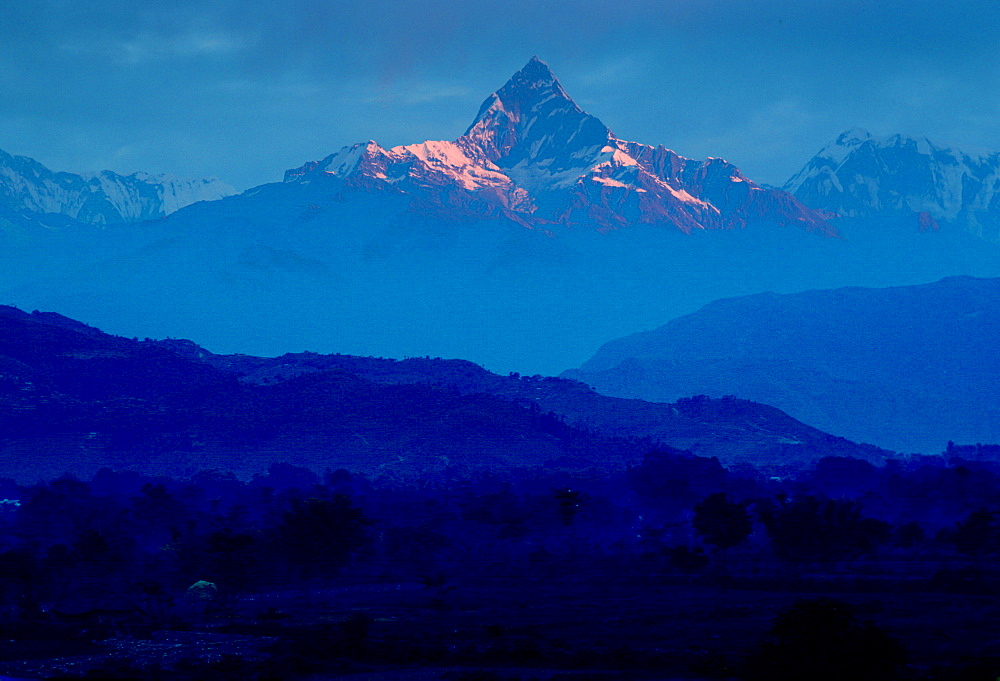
564 276 1000 454
2 58 999 376
0 305 890 482
786 128 1000 243
0 147 235 226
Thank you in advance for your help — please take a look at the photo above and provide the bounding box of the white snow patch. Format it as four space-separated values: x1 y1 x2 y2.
391 140 512 191
321 142 383 177
592 176 631 188
666 185 715 208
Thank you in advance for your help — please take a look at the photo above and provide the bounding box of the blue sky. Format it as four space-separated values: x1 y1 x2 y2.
3 0 999 190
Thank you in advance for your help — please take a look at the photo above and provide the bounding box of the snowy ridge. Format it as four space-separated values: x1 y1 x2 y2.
285 57 835 235
785 129 1000 242
0 149 236 226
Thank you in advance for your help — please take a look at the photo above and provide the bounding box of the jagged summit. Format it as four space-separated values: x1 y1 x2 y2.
284 58 835 235
463 56 591 135
460 56 614 183
468 56 571 123
521 55 558 80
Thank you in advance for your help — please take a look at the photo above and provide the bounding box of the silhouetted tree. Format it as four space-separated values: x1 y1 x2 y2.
743 598 906 681
628 450 726 512
203 529 258 592
0 550 41 625
272 495 372 580
757 496 891 562
941 509 999 559
811 456 879 497
893 520 926 549
693 492 752 553
18 476 98 547
131 483 187 549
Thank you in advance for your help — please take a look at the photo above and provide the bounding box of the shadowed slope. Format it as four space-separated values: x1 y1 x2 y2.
565 276 1000 453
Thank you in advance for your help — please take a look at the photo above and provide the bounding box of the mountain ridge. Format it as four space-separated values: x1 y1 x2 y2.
285 57 836 235
0 147 236 226
785 129 1000 242
564 275 1000 453
0 305 892 482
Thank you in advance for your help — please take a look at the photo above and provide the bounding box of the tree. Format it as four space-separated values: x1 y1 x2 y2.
743 598 906 681
693 492 752 553
627 450 727 512
131 483 187 549
757 495 891 563
272 495 372 580
941 508 999 559
893 520 926 549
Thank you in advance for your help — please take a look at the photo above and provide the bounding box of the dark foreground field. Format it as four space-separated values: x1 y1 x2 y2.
4 445 1000 679
2 564 999 680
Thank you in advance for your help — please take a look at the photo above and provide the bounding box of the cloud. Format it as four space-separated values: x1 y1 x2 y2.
59 29 243 64
121 31 242 62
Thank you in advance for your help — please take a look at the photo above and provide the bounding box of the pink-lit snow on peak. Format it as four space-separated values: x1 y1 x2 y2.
283 58 836 236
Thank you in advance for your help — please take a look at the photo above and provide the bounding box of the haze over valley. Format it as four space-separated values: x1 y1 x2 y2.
4 59 1000 383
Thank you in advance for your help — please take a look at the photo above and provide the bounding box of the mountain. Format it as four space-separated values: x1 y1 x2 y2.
785 129 1000 242
0 305 890 481
286 57 834 235
4 60 1000 376
0 147 236 226
563 276 1000 454
0 305 643 482
192 348 891 466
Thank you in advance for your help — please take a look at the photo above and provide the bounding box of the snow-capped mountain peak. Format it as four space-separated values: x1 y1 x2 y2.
0 148 236 226
459 56 612 173
284 57 834 235
283 141 389 182
466 56 575 131
786 129 1000 242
